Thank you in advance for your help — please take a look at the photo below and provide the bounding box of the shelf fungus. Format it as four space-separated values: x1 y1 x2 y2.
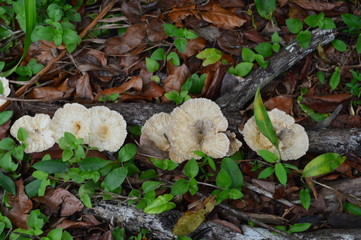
10 114 55 153
88 106 127 152
242 108 309 160
141 112 171 152
51 103 91 143
0 77 11 107
168 98 241 163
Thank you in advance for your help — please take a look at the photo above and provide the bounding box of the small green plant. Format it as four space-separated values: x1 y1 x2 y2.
341 13 361 53
181 73 206 95
146 48 181 72
346 70 361 98
196 48 222 66
163 23 198 53
0 212 12 239
302 153 345 178
164 90 191 105
297 88 329 122
254 0 276 20
15 58 44 80
300 188 311 210
98 93 120 102
343 201 361 216
275 222 312 234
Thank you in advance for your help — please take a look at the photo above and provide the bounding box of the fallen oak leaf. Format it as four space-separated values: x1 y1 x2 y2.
99 76 143 97
199 4 247 29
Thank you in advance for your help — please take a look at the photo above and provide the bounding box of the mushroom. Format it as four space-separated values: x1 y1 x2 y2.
242 108 309 160
141 112 171 152
10 114 55 153
168 98 231 162
88 106 127 152
0 77 11 107
225 131 242 156
51 103 91 143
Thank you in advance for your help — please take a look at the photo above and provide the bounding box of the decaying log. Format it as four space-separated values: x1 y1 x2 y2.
216 29 337 111
85 199 361 240
14 101 361 156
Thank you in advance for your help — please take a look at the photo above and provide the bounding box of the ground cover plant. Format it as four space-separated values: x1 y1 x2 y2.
0 0 361 239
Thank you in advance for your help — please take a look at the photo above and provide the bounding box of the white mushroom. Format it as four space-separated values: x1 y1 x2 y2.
0 77 11 107
51 103 91 143
168 98 230 162
242 108 309 160
141 112 171 152
10 114 55 153
225 131 242 156
88 106 127 152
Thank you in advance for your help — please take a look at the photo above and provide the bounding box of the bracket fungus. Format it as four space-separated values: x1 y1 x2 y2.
51 103 91 143
88 106 127 152
166 98 242 163
141 112 171 152
242 108 309 160
10 114 55 153
0 77 11 107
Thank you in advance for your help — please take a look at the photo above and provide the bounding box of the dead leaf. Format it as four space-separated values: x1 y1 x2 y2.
7 180 33 229
332 115 361 128
74 73 94 103
121 0 142 23
219 0 245 8
167 6 195 23
34 188 84 217
163 64 191 93
147 18 168 42
293 1 348 13
27 87 64 99
277 0 288 8
211 219 243 234
200 4 247 29
301 94 350 113
0 120 11 139
142 81 165 98
99 231 114 240
264 96 293 114
139 133 169 161
105 24 146 55
204 64 229 100
56 219 92 229
99 76 143 96
244 29 268 43
183 38 206 58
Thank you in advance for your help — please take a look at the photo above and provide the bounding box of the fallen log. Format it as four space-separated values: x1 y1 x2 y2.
216 29 337 111
14 101 361 156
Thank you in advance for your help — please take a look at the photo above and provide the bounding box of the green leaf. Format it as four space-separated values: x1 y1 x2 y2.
188 177 198 195
17 127 28 142
0 111 12 126
167 52 180 66
254 42 273 57
28 209 48 230
258 150 278 163
146 57 160 72
118 143 137 162
0 138 15 150
47 228 62 240
112 226 125 240
341 14 361 29
174 37 187 53
151 48 166 61
150 158 179 170
142 181 161 193
221 158 243 189
332 39 347 52
275 163 287 186
0 171 16 195
289 223 312 233
305 14 322 28
171 178 190 195
33 159 68 174
78 157 111 171
228 188 243 199
253 88 279 148
330 67 341 90
0 152 18 172
47 3 63 22
286 18 303 34
144 194 176 214
300 188 311 210
254 0 276 20
258 166 275 179
196 48 222 66
297 30 312 49
343 201 361 216
25 179 42 198
303 153 345 177
139 169 158 179
184 159 199 178
322 17 336 29
357 34 361 54
216 169 232 189
102 167 128 191
31 26 55 42
316 71 325 84
183 29 198 39
254 54 268 68
235 62 253 77
163 24 178 37
242 47 255 62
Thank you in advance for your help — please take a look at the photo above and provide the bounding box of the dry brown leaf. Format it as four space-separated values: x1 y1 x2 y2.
183 38 206 58
147 18 168 42
163 64 191 93
302 94 350 113
167 5 196 23
7 180 33 229
217 30 244 55
219 0 245 8
105 24 146 55
332 115 361 128
200 4 247 29
293 1 348 13
244 29 268 43
142 81 165 99
34 188 84 217
74 73 94 103
0 120 11 139
99 231 114 240
121 0 142 23
277 0 288 7
99 76 143 96
204 64 229 100
139 133 169 160
27 87 64 100
56 219 92 229
212 219 243 234
264 96 293 114
28 40 57 65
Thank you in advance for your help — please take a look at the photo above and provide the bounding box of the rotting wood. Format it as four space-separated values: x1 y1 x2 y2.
14 101 361 156
215 29 337 111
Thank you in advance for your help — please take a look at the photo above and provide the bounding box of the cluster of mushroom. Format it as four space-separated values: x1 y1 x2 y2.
141 98 242 163
0 77 11 107
10 103 127 153
242 108 309 161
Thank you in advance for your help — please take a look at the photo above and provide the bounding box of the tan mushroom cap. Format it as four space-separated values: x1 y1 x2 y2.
10 114 55 153
225 131 242 156
88 106 127 152
0 77 11 107
142 112 171 152
168 98 230 162
242 108 309 160
51 103 91 143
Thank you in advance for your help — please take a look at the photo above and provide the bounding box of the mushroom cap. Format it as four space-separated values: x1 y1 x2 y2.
142 112 171 151
51 103 91 142
242 108 308 160
88 106 127 152
168 98 229 160
10 114 55 153
225 131 242 156
0 77 11 107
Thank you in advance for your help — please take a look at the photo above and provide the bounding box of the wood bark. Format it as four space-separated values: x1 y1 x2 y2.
14 101 361 156
215 29 336 111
